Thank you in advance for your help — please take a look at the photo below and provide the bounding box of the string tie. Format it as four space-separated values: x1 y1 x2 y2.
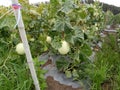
12 4 21 10
12 3 21 28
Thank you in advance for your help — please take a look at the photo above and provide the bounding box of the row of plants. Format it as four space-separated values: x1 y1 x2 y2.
0 1 47 90
0 26 47 90
105 10 120 27
36 0 104 81
0 0 104 89
33 0 106 89
87 31 120 90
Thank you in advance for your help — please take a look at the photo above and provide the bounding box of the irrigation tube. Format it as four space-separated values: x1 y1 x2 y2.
11 0 40 90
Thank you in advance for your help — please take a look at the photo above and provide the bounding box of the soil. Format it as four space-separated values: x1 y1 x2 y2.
101 82 112 90
41 58 84 90
46 76 84 90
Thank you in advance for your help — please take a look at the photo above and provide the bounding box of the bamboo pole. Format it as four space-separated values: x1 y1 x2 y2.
11 0 40 90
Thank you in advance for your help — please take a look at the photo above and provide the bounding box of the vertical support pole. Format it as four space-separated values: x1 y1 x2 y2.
11 0 40 90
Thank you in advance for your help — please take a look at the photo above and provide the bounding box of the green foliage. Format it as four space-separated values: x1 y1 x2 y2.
0 1 47 88
117 28 120 50
86 34 120 90
0 0 105 89
33 58 47 90
104 10 114 25
56 57 70 71
0 7 15 28
81 43 92 56
87 60 109 90
0 27 32 90
51 36 62 50
111 13 120 25
0 26 47 90
39 0 104 80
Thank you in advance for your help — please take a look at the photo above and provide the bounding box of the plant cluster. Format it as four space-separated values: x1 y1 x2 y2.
104 10 114 25
37 0 105 81
0 25 47 90
86 33 120 90
0 1 47 90
0 0 107 89
111 13 120 26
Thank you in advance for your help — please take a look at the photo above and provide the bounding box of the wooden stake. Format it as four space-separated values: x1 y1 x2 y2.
11 0 40 90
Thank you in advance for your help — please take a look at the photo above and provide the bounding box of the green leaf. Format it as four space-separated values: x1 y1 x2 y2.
53 17 72 32
65 34 75 45
56 57 69 71
72 69 79 77
81 43 92 56
51 36 62 50
65 70 72 78
53 19 65 31
79 53 88 62
60 0 74 14
71 27 84 45
74 28 84 40
87 7 94 14
73 51 81 62
79 10 87 19
0 15 15 29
